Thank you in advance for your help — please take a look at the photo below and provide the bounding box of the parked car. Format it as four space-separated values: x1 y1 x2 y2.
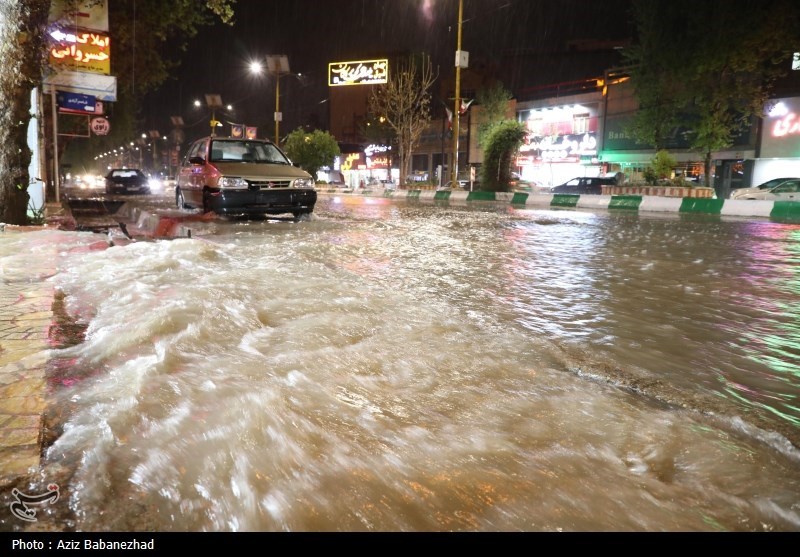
550 176 616 195
730 178 800 200
437 179 469 190
105 169 151 195
175 136 317 219
729 177 800 199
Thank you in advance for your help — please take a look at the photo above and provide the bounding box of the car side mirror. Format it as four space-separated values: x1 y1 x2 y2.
189 156 205 165
293 162 301 168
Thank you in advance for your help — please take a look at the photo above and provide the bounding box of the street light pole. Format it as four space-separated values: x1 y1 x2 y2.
275 72 281 145
266 55 289 146
451 0 466 188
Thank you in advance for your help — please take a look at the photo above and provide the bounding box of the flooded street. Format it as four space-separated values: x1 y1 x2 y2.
4 197 800 531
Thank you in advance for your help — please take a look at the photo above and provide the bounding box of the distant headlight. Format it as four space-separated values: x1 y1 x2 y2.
293 177 315 188
219 176 248 189
148 179 162 192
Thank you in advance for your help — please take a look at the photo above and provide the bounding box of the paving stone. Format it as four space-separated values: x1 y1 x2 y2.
0 396 45 414
16 312 53 322
0 378 46 398
0 447 39 478
0 427 40 447
1 414 41 430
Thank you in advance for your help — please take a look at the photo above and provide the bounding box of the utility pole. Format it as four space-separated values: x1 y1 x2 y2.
266 55 290 146
451 0 467 188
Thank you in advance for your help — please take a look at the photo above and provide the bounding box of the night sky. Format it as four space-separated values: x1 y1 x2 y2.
139 0 633 142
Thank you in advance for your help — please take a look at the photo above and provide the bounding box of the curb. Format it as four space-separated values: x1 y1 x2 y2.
315 189 800 223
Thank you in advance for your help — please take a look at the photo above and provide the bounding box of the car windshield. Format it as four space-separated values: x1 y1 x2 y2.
757 178 791 190
209 140 290 164
109 170 144 178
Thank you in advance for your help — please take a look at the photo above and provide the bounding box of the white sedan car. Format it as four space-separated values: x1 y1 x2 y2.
730 178 800 200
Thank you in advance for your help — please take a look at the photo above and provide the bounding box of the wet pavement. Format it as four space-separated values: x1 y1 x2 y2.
0 198 212 487
2 195 800 532
0 205 72 482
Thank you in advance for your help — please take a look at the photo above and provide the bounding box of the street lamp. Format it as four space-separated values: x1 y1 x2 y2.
204 94 224 137
250 54 290 145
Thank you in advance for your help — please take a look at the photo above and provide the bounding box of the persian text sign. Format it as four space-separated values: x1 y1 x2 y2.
90 117 110 136
329 59 388 87
56 91 96 114
761 96 800 158
49 29 111 75
49 0 109 31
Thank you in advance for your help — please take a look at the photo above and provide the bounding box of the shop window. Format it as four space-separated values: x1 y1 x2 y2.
573 114 589 134
412 154 429 173
527 118 543 136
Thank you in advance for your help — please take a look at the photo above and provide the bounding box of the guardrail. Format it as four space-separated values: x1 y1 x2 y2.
314 188 800 223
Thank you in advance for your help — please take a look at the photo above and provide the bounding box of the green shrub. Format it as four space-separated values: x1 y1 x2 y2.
651 149 676 179
479 120 526 192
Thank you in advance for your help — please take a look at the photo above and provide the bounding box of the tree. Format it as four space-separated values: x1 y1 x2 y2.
368 54 437 187
479 120 526 192
651 149 676 181
0 0 51 225
0 0 236 225
625 0 800 187
476 82 512 149
282 128 340 181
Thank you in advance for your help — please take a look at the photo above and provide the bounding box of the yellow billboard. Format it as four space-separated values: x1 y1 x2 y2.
49 29 111 75
328 59 388 87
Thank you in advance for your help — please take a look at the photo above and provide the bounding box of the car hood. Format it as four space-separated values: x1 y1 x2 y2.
731 187 762 198
210 162 312 180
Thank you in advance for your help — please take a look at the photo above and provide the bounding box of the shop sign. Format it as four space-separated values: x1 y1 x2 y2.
49 0 109 31
341 152 364 171
367 155 390 169
329 59 388 86
49 28 111 75
364 144 391 156
761 96 800 158
519 132 598 164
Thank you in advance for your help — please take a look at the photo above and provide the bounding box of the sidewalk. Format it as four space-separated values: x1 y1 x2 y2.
0 205 70 483
0 200 210 485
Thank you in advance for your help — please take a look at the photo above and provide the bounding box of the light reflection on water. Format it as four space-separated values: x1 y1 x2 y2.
5 201 800 531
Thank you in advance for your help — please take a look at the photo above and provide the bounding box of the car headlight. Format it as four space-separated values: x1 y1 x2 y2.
292 177 315 189
148 179 162 191
218 176 248 189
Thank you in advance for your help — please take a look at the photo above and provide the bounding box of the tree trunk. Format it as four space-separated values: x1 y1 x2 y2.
0 0 51 225
397 141 407 187
704 151 713 189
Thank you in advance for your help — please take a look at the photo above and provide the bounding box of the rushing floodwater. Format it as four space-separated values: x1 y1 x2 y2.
3 197 800 531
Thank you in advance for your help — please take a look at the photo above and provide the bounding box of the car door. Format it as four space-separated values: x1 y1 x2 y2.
556 178 581 193
178 139 207 206
581 179 604 194
768 180 800 200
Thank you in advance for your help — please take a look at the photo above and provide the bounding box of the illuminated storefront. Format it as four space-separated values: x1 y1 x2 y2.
330 144 396 188
516 94 602 188
755 96 800 183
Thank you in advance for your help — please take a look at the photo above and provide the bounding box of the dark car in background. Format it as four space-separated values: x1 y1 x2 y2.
551 176 617 195
105 169 151 195
175 136 316 219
